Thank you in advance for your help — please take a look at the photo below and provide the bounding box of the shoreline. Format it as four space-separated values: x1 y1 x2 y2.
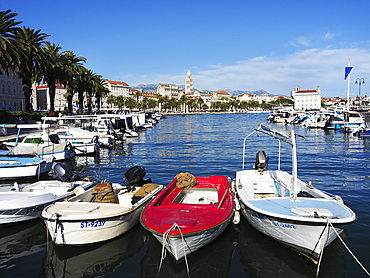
162 111 269 116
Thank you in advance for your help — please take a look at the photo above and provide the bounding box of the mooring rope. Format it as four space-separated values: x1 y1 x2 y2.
316 219 330 277
325 218 370 276
157 223 190 278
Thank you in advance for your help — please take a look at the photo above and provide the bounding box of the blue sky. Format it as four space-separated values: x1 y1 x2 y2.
3 0 370 97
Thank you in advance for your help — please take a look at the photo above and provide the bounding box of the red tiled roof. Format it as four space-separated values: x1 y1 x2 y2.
36 83 65 89
142 93 158 98
108 80 129 86
296 90 317 93
215 91 230 95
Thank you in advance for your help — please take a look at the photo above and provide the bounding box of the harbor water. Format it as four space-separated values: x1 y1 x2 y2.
0 113 369 277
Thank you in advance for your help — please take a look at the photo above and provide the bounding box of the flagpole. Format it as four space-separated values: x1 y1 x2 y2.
347 59 351 111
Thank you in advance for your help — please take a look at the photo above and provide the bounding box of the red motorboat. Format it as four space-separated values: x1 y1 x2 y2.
140 174 235 261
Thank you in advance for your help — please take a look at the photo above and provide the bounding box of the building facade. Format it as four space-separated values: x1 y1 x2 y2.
0 71 24 111
106 81 130 98
157 84 183 100
291 85 321 110
185 70 193 95
35 83 68 111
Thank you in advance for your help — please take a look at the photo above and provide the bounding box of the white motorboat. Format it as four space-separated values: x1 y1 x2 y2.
53 127 99 155
0 163 93 224
233 123 356 264
53 126 114 148
41 166 163 245
3 129 75 161
0 155 54 181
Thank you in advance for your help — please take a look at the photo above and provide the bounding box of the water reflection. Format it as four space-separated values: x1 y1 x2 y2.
141 225 236 278
43 225 149 278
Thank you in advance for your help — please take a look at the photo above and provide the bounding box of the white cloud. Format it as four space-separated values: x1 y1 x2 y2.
289 36 311 48
129 48 370 98
192 48 370 97
323 32 335 41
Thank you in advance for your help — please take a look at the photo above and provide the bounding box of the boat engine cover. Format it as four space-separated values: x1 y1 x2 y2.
255 151 268 172
54 162 81 182
124 166 146 185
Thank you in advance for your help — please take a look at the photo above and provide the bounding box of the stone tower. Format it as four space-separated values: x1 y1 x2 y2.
185 70 193 94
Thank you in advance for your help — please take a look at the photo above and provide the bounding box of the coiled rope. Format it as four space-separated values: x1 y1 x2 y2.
157 223 190 278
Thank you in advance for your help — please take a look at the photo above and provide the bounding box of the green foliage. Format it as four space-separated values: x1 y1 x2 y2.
0 109 18 123
13 110 42 121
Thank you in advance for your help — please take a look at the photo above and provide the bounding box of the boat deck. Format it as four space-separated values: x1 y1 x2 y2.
248 197 353 220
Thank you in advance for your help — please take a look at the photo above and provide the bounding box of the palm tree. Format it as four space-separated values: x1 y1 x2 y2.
94 75 109 111
0 9 21 74
82 69 97 114
125 97 137 112
157 95 165 112
60 51 86 114
42 42 64 112
106 94 115 109
115 95 125 110
197 97 204 111
179 95 188 112
13 26 49 111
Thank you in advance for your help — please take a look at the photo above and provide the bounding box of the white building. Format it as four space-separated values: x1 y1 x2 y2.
35 83 67 111
291 85 321 110
0 70 24 111
105 80 130 98
157 84 183 100
238 93 273 103
185 70 193 95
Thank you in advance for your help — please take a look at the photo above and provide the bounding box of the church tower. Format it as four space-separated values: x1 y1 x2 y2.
185 70 193 94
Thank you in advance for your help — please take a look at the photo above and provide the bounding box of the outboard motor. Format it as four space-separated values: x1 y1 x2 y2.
91 135 99 144
123 166 152 191
255 151 268 172
54 162 81 182
49 134 60 144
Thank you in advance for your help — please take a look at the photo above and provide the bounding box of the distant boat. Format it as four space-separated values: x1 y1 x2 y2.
233 123 356 264
141 174 235 261
0 155 54 181
352 112 370 137
0 162 93 224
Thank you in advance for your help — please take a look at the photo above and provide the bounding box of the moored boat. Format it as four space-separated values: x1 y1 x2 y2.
233 123 356 264
0 162 93 224
41 166 163 245
0 155 54 181
140 173 234 261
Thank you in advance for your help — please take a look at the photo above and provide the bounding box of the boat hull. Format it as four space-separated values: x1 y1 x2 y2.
0 180 93 224
42 185 163 245
152 216 232 261
141 175 235 261
43 204 144 245
239 201 345 262
0 157 53 180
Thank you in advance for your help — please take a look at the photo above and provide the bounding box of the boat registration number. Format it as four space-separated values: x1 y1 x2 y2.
272 221 296 229
80 220 106 228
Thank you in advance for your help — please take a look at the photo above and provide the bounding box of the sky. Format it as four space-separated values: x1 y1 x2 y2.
2 0 370 97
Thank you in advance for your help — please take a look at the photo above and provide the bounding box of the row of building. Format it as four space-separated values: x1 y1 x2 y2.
0 69 367 112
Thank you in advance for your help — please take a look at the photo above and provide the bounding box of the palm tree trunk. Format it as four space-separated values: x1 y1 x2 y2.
78 91 84 114
66 84 73 114
49 81 56 112
22 76 32 112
